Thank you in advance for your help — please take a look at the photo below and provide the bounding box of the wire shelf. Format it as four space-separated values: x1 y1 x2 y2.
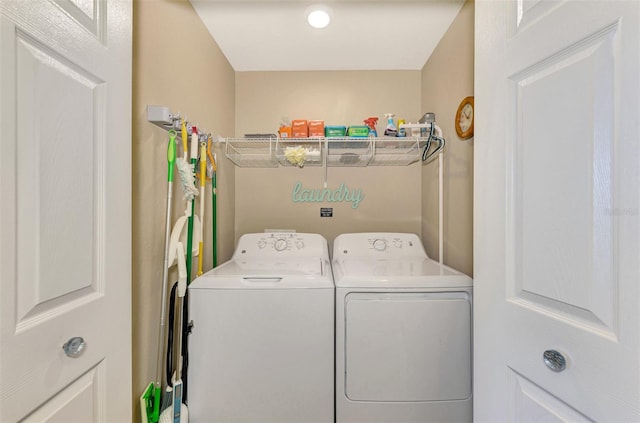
369 138 423 166
223 136 428 167
226 137 279 167
277 138 324 167
326 138 373 167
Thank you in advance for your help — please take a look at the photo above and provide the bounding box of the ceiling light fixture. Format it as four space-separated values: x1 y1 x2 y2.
306 5 331 29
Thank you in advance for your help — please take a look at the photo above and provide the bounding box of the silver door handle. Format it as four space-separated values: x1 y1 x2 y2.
543 349 566 372
63 337 86 358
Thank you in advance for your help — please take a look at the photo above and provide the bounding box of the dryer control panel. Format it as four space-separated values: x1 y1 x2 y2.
333 233 428 258
233 232 330 259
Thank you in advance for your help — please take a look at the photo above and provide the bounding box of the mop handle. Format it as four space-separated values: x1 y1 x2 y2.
185 130 198 284
180 119 188 159
197 141 207 276
207 137 218 268
156 130 176 387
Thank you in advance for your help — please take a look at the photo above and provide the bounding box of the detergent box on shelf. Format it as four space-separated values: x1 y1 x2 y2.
308 120 325 137
347 125 370 137
292 120 309 138
279 125 292 138
324 125 346 137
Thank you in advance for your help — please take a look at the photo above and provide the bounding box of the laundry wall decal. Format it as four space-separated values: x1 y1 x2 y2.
291 182 365 209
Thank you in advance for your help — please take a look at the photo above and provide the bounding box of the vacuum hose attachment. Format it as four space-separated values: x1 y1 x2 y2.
164 282 192 404
165 283 177 387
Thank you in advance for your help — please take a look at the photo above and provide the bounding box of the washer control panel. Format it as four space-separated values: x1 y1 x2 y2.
256 234 302 252
334 233 428 258
234 232 327 258
368 236 408 252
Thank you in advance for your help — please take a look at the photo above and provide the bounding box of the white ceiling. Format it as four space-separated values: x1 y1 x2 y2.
189 0 466 72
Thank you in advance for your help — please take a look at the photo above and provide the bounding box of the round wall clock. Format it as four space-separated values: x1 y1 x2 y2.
455 96 474 139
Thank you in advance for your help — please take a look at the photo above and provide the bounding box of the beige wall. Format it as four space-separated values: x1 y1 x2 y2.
234 71 423 247
132 0 235 417
421 0 474 276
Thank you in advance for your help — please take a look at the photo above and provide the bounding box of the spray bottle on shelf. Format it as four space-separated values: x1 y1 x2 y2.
384 113 397 137
397 119 406 137
364 117 378 137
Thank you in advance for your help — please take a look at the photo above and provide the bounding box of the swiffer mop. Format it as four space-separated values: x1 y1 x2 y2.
176 120 199 201
141 129 177 423
168 120 200 270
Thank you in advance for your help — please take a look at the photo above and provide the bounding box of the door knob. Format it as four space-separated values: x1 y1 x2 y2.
543 349 566 372
63 337 86 358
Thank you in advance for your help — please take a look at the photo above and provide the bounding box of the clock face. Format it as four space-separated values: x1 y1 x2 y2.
455 96 474 139
459 103 473 132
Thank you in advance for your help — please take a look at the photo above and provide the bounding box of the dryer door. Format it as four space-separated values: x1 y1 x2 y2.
344 292 472 402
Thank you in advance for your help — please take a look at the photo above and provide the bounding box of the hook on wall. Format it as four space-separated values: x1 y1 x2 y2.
147 105 214 143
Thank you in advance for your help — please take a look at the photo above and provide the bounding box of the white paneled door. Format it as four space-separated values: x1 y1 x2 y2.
0 0 131 421
475 0 639 421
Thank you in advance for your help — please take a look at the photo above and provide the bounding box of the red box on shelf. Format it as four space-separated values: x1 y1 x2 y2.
308 120 325 137
292 120 309 138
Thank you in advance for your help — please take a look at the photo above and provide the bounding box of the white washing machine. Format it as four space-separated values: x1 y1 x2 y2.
188 232 334 423
333 233 473 423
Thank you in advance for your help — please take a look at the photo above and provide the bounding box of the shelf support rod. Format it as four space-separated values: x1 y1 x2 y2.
323 137 328 188
438 151 444 267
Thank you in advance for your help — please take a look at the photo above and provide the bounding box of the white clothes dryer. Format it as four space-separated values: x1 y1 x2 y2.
188 232 334 423
333 233 473 423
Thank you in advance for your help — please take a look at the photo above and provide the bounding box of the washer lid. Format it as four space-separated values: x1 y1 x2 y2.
332 257 472 288
190 258 334 289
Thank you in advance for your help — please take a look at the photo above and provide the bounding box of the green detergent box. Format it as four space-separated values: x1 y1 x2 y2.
347 125 370 137
325 125 346 137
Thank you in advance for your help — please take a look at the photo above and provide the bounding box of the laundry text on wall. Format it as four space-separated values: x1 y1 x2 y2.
291 182 365 209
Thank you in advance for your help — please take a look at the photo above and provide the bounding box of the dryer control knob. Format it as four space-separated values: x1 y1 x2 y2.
373 239 387 251
295 240 305 250
274 238 288 251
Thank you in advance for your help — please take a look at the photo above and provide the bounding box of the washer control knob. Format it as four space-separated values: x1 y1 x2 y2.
274 238 288 251
373 239 387 252
257 240 267 249
295 240 305 250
